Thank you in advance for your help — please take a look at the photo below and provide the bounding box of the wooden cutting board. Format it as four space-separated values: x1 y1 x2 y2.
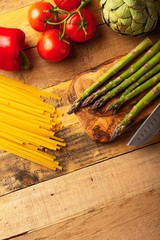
68 57 160 143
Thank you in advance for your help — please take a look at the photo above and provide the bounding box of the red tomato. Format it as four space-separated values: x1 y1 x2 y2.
54 0 81 11
65 8 96 42
28 2 58 32
37 29 71 62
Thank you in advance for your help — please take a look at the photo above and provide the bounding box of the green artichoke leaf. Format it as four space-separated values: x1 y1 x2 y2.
123 0 138 7
145 0 158 19
132 28 146 35
130 20 143 33
109 11 118 23
129 8 148 24
106 0 125 10
144 15 158 32
103 0 124 11
118 17 132 28
133 0 146 9
117 18 133 34
103 9 110 23
114 3 131 18
109 22 121 33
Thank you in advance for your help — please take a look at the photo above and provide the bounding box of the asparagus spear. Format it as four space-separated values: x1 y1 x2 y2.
107 63 160 112
111 72 160 113
67 37 153 114
110 82 160 141
92 51 160 109
120 63 160 97
80 39 160 108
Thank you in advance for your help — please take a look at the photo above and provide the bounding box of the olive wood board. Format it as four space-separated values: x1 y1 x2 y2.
68 57 160 143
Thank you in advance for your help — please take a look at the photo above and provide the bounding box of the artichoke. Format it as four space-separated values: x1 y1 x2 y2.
100 0 159 36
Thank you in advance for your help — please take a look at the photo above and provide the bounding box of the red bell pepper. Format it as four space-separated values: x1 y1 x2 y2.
0 27 30 71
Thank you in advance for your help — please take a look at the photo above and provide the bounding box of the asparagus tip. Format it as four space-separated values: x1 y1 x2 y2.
67 101 81 115
81 95 97 107
110 125 124 142
67 106 75 115
92 98 105 109
105 104 114 113
106 102 120 114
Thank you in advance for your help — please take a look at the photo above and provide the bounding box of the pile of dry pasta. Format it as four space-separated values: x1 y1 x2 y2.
0 74 66 171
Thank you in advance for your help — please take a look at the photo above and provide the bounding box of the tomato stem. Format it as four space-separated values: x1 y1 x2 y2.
77 10 87 36
46 0 91 39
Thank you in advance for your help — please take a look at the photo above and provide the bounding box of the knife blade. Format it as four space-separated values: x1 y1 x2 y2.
128 103 160 146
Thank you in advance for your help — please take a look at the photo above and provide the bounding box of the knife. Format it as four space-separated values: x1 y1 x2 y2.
128 103 160 146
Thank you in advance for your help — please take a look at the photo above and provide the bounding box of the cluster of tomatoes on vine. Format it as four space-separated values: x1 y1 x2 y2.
28 0 97 62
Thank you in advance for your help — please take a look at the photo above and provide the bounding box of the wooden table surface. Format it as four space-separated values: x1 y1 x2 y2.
0 1 160 240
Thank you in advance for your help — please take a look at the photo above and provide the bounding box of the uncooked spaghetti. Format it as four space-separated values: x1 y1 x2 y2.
0 74 65 171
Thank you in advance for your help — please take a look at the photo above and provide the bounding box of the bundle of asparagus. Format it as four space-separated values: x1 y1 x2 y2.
68 38 160 114
68 37 153 114
83 41 160 108
92 51 160 109
68 38 160 141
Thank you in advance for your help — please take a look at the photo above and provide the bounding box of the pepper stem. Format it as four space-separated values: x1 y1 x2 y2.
19 51 30 70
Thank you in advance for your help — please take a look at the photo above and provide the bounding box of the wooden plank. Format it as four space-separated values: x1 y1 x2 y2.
0 0 160 196
0 142 160 239
11 188 160 240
